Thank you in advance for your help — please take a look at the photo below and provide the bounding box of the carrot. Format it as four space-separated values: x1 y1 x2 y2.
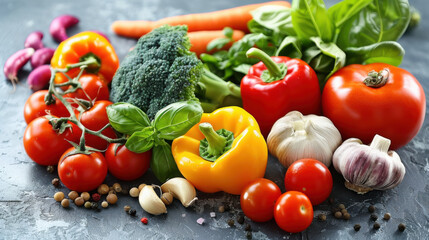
111 1 291 38
188 30 245 57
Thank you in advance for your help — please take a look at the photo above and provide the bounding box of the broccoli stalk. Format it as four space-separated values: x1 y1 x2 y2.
196 67 242 112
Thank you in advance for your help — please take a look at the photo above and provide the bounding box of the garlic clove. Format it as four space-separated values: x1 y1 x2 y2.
139 185 167 215
161 177 197 207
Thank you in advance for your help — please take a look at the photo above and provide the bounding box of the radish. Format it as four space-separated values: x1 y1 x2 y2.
50 15 79 42
4 48 35 88
30 48 55 69
27 65 52 91
24 31 44 50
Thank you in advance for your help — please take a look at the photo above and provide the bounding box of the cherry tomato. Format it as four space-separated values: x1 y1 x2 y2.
284 158 332 206
80 100 117 150
58 147 108 192
322 63 426 149
105 143 151 181
240 178 282 222
274 191 313 233
23 116 80 166
65 73 109 102
23 90 69 124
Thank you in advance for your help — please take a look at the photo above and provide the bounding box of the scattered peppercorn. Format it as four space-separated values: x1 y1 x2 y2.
74 197 84 206
81 192 90 201
108 190 116 195
227 219 235 227
124 205 131 212
129 187 140 197
121 187 129 195
61 199 70 208
106 193 118 205
368 205 375 213
97 184 110 195
113 183 122 193
92 193 101 202
370 214 378 221
343 212 351 220
245 223 252 232
51 178 60 188
138 183 146 191
91 202 99 210
128 209 137 216
354 224 361 232
101 201 109 208
218 205 225 213
68 191 79 201
341 209 348 215
54 192 65 202
237 215 245 224
338 204 345 210
141 217 148 225
329 197 335 205
334 211 342 219
318 214 327 221
224 205 230 212
398 223 406 232
383 213 391 221
246 231 252 239
373 222 380 230
84 201 92 209
46 165 55 174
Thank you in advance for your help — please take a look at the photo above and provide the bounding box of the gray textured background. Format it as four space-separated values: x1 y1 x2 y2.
0 0 427 239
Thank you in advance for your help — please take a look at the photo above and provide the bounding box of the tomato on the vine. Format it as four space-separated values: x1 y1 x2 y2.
66 73 109 102
23 116 80 166
322 63 426 149
240 178 281 222
284 158 332 206
80 100 117 150
58 147 108 192
105 143 151 181
274 191 313 233
24 90 69 124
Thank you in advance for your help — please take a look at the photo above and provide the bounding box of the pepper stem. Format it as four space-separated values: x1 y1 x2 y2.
199 122 227 157
246 48 287 83
363 68 390 88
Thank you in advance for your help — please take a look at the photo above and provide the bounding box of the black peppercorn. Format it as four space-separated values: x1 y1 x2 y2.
246 231 252 239
373 222 380 230
227 219 235 227
237 215 245 224
383 213 391 221
368 205 375 213
354 224 361 231
245 223 252 232
370 214 378 221
398 223 406 232
46 165 55 173
91 202 99 209
52 178 60 188
128 209 137 216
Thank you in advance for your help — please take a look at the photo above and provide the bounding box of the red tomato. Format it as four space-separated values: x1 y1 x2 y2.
23 90 69 124
80 100 117 150
274 191 313 233
322 63 426 149
65 73 109 102
240 178 282 222
23 116 80 166
105 143 151 181
284 159 332 206
58 147 108 192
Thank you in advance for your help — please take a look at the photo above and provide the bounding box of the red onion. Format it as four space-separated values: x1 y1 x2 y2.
30 48 55 69
4 48 35 86
50 15 79 42
24 31 44 50
27 65 52 91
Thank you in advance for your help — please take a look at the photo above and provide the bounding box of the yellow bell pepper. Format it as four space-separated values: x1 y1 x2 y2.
171 106 267 195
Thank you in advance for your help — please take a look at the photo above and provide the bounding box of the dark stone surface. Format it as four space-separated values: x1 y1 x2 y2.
0 0 427 239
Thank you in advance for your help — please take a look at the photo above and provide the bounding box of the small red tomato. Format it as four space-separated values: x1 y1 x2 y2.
274 191 313 233
80 100 117 150
23 90 69 124
284 158 332 206
240 178 282 222
23 116 80 166
58 147 108 192
105 143 151 181
65 73 109 102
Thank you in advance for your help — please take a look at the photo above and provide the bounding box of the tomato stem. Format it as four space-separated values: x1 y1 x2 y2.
363 68 390 88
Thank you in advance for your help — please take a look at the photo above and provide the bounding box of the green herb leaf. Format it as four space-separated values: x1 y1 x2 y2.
223 27 234 39
345 41 404 66
150 141 182 183
106 102 151 135
153 100 203 140
125 126 155 153
232 64 252 75
276 36 303 59
207 38 231 52
250 5 296 37
328 0 372 29
336 0 411 49
291 0 335 42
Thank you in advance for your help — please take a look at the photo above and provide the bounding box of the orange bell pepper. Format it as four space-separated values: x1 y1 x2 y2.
51 31 119 85
171 106 267 195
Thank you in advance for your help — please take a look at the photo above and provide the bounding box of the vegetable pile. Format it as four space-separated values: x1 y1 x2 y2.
6 0 426 236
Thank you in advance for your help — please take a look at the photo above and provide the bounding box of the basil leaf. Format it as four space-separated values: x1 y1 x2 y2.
150 141 182 183
291 0 335 42
336 0 411 49
207 38 231 52
276 36 303 59
107 102 150 135
250 5 296 36
223 27 234 39
125 126 155 153
153 100 203 140
232 64 252 75
345 41 404 66
328 0 372 29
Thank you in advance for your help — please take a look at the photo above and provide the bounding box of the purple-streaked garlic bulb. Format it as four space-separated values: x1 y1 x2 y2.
333 134 405 194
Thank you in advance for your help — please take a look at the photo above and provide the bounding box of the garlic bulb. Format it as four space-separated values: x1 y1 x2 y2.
267 111 342 168
333 134 406 194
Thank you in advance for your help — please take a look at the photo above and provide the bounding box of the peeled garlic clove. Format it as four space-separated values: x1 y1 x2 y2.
161 177 197 207
139 185 167 215
333 134 406 194
267 111 342 168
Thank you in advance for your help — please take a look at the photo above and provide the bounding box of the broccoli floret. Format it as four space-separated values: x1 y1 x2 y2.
110 25 242 119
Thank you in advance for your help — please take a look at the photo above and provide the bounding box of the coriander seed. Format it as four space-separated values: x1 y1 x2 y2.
341 209 348 214
338 204 345 210
129 187 140 197
74 197 84 206
138 183 146 191
106 193 118 204
54 192 65 202
334 211 342 219
101 201 109 208
343 212 351 220
84 201 92 209
61 199 70 208
97 184 110 195
218 205 225 213
68 191 79 201
81 192 90 201
318 214 327 221
113 183 122 193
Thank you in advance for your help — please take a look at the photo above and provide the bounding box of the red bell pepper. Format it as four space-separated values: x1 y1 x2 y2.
240 48 321 137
